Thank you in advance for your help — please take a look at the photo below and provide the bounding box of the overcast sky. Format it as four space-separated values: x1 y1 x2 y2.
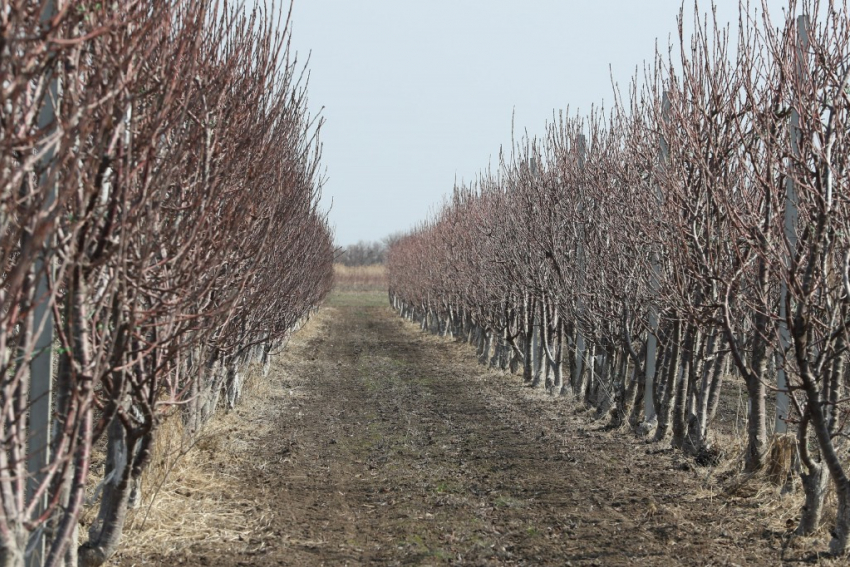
285 1 792 247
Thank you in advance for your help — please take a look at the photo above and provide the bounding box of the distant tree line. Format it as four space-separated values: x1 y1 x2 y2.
338 234 403 266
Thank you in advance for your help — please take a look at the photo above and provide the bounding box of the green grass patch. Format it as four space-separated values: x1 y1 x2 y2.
433 480 464 495
327 291 388 308
494 495 523 509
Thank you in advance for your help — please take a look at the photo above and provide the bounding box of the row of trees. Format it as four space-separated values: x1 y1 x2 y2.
1 2 333 566
387 0 850 555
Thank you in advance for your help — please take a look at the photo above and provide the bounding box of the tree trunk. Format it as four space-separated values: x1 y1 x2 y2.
826 331 845 437
0 545 25 567
629 364 645 430
225 360 243 410
539 302 560 394
498 328 510 370
79 416 139 567
262 341 272 377
654 330 674 417
549 321 564 395
530 303 544 388
582 343 597 407
478 328 492 366
613 354 638 429
489 328 502 369
559 334 574 398
523 302 535 385
796 411 829 535
672 325 698 449
654 320 682 442
593 347 614 417
687 332 723 453
743 372 767 473
706 350 728 427
653 319 682 441
794 341 850 554
565 323 578 395
509 337 522 374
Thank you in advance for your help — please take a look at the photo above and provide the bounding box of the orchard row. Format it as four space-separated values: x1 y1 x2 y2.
388 0 850 556
0 2 333 566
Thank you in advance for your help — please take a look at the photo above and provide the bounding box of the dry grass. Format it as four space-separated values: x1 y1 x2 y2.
81 316 326 564
126 369 271 555
333 263 386 292
687 429 838 554
108 313 327 562
81 364 270 562
685 373 843 545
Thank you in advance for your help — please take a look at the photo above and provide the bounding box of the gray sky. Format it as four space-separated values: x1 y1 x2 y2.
286 1 791 247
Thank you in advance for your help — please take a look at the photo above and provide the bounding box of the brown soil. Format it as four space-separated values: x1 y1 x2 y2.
116 291 840 566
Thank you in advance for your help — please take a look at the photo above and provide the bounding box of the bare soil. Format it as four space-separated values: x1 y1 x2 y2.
116 291 840 566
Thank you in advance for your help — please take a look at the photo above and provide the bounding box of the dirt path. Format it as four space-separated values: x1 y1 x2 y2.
119 291 830 566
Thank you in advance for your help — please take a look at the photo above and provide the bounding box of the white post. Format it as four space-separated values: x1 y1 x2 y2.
27 2 58 564
529 155 543 381
642 91 671 425
775 15 808 435
573 135 587 384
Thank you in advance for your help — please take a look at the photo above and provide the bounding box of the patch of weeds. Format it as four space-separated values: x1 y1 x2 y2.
327 291 387 308
433 480 463 494
358 363 389 392
400 535 449 561
403 534 429 553
471 537 490 549
494 495 523 508
357 358 409 393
